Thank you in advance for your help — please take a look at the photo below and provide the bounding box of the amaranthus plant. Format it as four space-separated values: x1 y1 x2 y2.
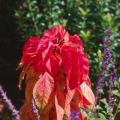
18 25 95 120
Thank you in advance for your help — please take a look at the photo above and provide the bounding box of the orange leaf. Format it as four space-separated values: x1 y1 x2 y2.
65 89 76 119
55 96 64 120
33 72 54 110
55 70 66 108
80 82 95 105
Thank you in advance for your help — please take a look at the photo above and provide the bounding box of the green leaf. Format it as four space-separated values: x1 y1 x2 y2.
98 113 107 120
112 90 120 97
99 98 107 105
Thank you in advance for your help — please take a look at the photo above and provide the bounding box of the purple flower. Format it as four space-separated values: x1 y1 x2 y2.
95 28 113 103
104 27 112 36
0 85 20 120
96 50 111 102
108 67 117 119
95 27 117 119
95 70 106 102
70 111 80 120
32 98 40 120
104 48 112 59
102 60 109 69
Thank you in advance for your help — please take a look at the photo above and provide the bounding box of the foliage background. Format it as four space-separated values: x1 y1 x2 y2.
0 0 120 119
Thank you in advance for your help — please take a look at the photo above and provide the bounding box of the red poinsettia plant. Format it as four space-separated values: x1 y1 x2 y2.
18 25 95 120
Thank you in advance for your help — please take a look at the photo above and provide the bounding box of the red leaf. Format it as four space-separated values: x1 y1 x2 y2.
46 54 60 77
61 42 83 89
21 37 40 66
55 96 64 120
72 84 95 111
33 41 53 73
65 89 76 106
43 25 69 43
42 42 54 61
65 89 76 119
55 71 66 108
75 88 90 110
33 72 54 110
61 42 90 89
80 82 95 105
69 35 83 46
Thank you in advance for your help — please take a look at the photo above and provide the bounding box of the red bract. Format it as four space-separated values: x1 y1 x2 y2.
21 36 40 66
61 42 88 89
19 25 95 120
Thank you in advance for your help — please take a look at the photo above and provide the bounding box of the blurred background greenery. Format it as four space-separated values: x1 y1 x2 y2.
0 0 120 119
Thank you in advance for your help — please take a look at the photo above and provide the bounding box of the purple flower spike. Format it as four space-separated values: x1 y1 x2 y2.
32 98 40 120
95 27 117 119
95 27 113 103
108 66 117 119
0 85 20 120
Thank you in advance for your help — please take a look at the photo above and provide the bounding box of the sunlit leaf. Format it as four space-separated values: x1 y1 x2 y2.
80 82 95 105
55 96 64 120
33 72 54 110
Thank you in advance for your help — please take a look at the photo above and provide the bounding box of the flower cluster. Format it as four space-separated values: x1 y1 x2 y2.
95 28 112 102
0 85 20 120
108 59 117 119
95 28 117 118
19 25 95 120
